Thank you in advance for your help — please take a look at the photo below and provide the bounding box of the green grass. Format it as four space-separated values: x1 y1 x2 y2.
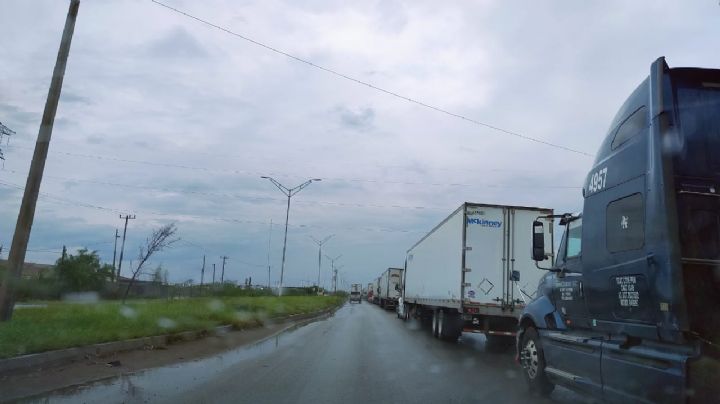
0 296 343 359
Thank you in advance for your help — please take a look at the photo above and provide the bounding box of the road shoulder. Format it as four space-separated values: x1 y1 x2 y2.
0 308 338 402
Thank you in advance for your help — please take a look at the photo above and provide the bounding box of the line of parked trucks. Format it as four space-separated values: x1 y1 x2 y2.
364 59 719 403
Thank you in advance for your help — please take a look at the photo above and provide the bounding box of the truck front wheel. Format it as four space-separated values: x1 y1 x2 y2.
520 327 554 396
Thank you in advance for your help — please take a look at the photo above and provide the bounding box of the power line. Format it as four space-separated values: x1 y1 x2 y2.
0 180 426 234
2 147 582 193
1 168 580 216
149 0 592 157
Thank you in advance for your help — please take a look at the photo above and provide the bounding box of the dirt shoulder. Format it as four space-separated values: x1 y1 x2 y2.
0 309 336 402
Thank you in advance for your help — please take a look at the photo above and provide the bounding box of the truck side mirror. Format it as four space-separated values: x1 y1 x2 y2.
532 220 546 261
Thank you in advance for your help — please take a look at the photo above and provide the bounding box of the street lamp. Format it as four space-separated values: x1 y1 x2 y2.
261 176 321 296
325 254 342 293
334 265 345 293
309 234 334 289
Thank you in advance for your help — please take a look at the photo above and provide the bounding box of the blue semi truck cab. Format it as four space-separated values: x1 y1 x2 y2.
517 57 719 402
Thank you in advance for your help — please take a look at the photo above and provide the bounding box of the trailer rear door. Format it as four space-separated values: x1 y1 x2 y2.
463 205 552 308
463 205 506 305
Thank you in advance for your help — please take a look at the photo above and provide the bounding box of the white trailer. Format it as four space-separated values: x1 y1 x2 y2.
402 202 554 343
372 277 381 305
349 283 362 303
377 267 403 309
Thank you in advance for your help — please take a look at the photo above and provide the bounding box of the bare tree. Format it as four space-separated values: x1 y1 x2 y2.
122 223 178 303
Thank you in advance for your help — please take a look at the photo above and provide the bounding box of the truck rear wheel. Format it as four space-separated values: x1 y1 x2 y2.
431 310 440 337
520 327 554 396
438 310 461 342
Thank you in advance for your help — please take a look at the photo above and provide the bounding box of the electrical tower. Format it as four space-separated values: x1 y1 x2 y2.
0 122 15 162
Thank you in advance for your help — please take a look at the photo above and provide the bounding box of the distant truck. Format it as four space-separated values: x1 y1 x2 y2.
349 284 362 304
377 268 404 309
517 58 720 402
366 282 374 302
400 202 553 344
372 277 381 305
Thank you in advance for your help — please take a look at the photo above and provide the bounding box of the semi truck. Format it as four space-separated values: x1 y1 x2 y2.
349 283 362 304
377 268 404 309
366 282 374 302
518 57 719 402
401 202 554 343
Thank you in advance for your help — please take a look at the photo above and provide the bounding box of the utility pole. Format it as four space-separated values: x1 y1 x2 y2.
260 176 321 296
212 263 216 286
0 122 15 162
0 0 80 321
220 255 228 284
266 219 272 289
309 235 334 288
112 229 120 275
200 255 205 287
116 214 136 280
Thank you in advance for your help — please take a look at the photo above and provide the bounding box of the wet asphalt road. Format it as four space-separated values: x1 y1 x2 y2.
37 302 587 404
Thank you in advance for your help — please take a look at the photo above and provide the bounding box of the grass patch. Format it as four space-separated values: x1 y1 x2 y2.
0 296 343 359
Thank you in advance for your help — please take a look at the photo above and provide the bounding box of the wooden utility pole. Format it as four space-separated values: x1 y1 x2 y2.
0 0 80 321
116 214 136 280
200 255 205 287
220 255 228 284
112 229 120 274
212 263 216 285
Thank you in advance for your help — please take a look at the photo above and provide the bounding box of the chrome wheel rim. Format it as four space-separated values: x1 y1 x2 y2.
523 339 539 379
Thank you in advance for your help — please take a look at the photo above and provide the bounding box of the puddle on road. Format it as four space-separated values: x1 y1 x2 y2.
27 314 333 404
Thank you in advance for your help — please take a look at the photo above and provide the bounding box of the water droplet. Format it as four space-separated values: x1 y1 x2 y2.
158 317 176 329
207 299 224 312
119 306 137 319
62 291 99 303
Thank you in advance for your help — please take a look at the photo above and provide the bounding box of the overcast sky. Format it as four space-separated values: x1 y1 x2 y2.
1 0 718 288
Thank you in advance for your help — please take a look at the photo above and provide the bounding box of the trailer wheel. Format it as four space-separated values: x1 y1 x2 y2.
438 310 461 342
431 310 440 337
520 327 554 396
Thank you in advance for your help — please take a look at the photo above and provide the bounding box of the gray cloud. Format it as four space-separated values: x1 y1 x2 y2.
145 27 209 59
335 106 375 132
0 0 717 287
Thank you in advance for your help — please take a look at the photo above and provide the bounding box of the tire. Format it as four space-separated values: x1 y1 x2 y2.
438 310 462 342
403 304 410 321
520 327 555 396
431 310 440 337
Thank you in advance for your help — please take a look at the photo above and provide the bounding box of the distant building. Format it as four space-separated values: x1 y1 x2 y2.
0 259 55 279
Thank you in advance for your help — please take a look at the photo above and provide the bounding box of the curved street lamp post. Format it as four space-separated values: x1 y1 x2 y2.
261 176 321 296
